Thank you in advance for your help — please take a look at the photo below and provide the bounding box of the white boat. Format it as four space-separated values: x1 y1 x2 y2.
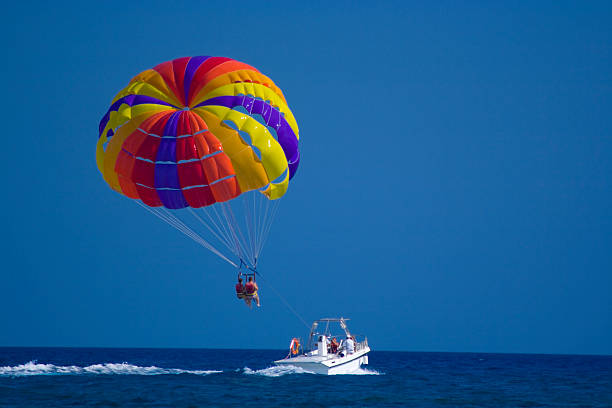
274 317 370 375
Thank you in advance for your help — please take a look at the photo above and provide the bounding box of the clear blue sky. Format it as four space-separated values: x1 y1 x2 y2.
1 1 610 355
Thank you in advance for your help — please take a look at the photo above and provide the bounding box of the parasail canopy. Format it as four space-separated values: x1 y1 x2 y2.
96 56 300 270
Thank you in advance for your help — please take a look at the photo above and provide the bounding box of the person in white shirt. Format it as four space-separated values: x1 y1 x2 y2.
345 335 355 354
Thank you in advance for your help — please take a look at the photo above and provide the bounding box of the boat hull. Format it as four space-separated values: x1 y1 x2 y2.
274 347 370 375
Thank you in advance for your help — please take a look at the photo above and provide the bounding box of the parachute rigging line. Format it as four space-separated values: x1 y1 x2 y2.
136 200 237 267
135 191 281 272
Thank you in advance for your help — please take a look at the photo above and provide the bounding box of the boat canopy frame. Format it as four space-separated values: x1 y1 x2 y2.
306 317 353 351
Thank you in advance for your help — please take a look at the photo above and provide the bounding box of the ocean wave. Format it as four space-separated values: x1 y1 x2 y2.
243 365 315 377
0 361 221 377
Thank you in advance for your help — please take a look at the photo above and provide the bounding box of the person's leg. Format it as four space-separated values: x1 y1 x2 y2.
255 293 260 307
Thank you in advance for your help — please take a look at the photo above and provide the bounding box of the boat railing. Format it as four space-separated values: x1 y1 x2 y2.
355 337 368 352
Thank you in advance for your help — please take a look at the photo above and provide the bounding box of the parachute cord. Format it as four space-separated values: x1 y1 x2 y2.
224 201 251 265
187 208 234 253
219 202 250 266
257 199 281 257
207 204 237 254
224 201 256 268
254 271 310 330
243 193 256 265
256 195 271 255
136 201 237 268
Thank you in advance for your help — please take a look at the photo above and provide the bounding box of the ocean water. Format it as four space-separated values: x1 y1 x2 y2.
0 348 610 407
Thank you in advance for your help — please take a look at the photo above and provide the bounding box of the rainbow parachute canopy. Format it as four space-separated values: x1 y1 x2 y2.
96 56 300 210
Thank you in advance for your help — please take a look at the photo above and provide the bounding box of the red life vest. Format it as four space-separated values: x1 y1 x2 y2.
245 282 256 295
235 283 245 294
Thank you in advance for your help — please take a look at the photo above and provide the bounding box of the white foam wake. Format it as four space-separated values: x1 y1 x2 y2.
243 365 315 377
243 365 382 376
0 361 221 377
340 366 382 375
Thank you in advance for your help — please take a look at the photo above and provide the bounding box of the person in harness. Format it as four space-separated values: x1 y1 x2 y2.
244 276 260 308
235 276 246 304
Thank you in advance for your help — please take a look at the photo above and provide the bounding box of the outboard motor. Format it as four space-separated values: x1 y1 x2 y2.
317 335 328 357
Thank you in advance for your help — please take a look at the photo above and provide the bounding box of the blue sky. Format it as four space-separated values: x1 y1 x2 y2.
1 1 610 354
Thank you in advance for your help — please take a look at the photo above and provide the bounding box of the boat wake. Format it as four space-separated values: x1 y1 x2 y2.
243 365 315 377
242 365 382 377
343 367 382 375
1 362 380 378
0 361 221 377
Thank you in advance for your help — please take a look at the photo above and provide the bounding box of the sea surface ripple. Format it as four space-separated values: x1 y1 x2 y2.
0 347 610 407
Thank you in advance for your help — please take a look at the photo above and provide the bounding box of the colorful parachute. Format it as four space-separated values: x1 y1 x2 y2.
97 56 300 270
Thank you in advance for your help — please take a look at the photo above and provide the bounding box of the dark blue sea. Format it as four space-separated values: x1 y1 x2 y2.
0 348 610 407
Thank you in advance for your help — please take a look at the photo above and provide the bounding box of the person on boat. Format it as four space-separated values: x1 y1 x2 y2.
345 335 355 354
330 337 339 354
245 276 260 307
235 277 247 304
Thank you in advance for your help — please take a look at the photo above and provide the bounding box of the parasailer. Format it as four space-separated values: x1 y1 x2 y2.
244 276 260 308
96 56 300 307
235 276 246 300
